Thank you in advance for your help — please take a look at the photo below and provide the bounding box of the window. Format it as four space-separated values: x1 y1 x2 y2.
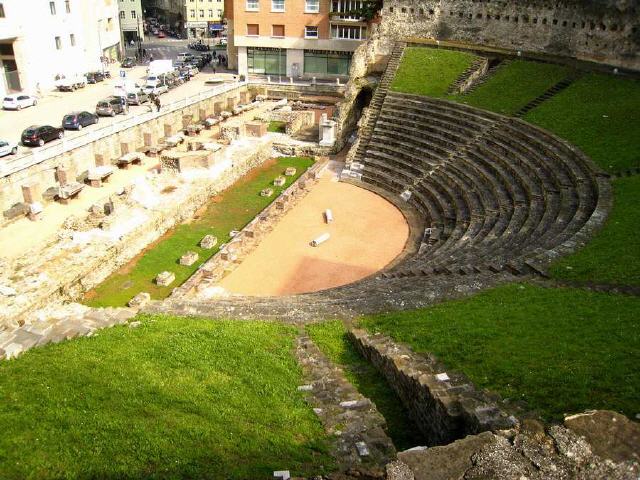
272 24 284 37
305 0 319 13
208 9 213 16
247 23 259 35
304 50 352 75
119 10 125 18
271 0 284 12
247 47 286 75
107 17 113 30
55 36 61 49
331 24 366 39
0 4 4 17
305 25 318 38
199 9 204 17
50 1 56 15
330 0 363 20
190 9 195 17
65 0 70 13
131 10 136 18
69 33 75 46
246 0 258 10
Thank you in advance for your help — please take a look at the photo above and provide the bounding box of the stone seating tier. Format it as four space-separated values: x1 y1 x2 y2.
358 93 604 276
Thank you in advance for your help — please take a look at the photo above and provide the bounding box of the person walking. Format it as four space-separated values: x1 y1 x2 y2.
154 95 161 112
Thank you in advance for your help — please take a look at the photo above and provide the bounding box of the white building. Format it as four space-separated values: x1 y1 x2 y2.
118 0 145 47
0 0 121 96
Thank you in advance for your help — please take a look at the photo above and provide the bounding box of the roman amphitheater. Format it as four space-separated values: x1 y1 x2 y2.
0 1 638 479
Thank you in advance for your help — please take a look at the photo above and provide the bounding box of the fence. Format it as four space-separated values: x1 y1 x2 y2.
0 80 246 179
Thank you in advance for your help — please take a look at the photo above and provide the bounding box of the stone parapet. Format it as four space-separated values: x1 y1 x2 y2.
348 329 516 446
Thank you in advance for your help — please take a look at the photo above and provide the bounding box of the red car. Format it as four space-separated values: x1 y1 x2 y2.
157 31 166 38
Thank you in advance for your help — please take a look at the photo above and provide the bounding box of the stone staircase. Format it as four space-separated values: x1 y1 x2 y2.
463 59 510 95
446 56 487 95
0 304 137 360
514 72 582 117
350 42 406 167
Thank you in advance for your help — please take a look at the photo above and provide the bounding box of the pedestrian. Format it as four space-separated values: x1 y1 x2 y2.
150 54 154 62
143 48 147 58
148 93 156 112
154 95 161 112
130 39 135 48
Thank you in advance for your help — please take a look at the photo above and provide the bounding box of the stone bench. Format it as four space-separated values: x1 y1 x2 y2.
58 182 85 204
87 166 114 188
117 152 144 169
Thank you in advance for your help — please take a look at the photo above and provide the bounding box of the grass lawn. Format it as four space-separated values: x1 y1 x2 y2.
550 176 640 286
358 283 640 422
306 321 425 450
0 316 334 480
391 47 476 98
268 120 287 133
452 60 571 115
85 157 313 307
524 73 640 173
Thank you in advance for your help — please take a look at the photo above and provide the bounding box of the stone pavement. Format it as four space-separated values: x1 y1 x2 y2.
0 303 136 360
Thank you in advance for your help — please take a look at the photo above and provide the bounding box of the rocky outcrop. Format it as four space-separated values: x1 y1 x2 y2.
389 414 640 480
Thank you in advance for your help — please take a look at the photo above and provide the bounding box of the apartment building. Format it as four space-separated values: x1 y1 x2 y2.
119 0 145 45
0 0 121 96
146 0 224 38
224 0 368 78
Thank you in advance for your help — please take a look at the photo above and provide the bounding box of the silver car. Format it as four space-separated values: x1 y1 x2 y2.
0 140 18 157
126 91 150 105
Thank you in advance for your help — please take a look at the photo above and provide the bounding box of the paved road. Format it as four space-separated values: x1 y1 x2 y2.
0 39 230 162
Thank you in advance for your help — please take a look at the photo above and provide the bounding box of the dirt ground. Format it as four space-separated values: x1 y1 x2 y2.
217 164 409 296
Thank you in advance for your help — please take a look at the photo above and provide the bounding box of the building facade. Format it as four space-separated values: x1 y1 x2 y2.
225 0 368 78
119 0 145 45
145 0 224 38
0 0 121 96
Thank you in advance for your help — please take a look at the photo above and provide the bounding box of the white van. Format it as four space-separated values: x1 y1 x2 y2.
176 52 194 62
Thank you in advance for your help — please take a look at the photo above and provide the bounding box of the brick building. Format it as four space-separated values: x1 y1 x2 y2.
224 0 368 79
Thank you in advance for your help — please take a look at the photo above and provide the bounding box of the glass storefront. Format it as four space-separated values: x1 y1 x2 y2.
247 47 286 75
304 50 352 76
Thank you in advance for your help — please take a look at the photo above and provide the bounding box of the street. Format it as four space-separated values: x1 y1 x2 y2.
0 38 230 160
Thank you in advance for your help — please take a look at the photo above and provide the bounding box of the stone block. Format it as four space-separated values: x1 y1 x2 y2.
179 251 199 266
56 165 76 186
155 271 175 287
273 471 290 480
143 132 154 147
239 91 251 104
120 141 133 155
128 292 151 308
260 188 274 197
244 121 268 138
164 123 175 137
182 114 193 128
200 235 218 249
214 100 225 114
284 167 297 176
273 176 286 187
21 182 41 204
95 153 110 167
226 96 237 110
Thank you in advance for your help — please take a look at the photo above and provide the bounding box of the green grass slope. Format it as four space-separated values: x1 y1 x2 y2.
306 321 424 450
453 60 571 115
86 157 313 307
391 47 475 98
550 176 640 286
0 316 333 479
359 283 640 422
524 73 640 173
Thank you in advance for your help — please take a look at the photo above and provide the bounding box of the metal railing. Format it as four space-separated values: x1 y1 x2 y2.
0 80 246 179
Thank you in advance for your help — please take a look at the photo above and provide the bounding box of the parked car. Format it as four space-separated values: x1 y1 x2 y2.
21 125 64 147
86 71 105 84
186 65 199 77
62 111 99 130
126 91 150 105
54 73 87 92
157 31 166 38
0 140 18 157
121 57 136 68
96 97 126 116
143 84 168 96
3 94 37 110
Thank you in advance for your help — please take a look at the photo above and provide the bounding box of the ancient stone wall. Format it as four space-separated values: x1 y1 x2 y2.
0 86 247 221
378 0 640 70
349 329 516 446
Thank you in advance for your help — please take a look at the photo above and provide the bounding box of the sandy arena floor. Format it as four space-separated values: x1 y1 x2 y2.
216 164 409 296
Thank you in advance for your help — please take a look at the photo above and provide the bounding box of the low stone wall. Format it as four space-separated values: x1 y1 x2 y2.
173 160 326 298
0 139 274 326
348 329 517 446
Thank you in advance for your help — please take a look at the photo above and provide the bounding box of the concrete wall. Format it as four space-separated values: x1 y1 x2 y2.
378 0 640 70
0 85 247 224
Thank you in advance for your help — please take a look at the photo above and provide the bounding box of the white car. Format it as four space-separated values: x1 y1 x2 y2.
0 140 18 157
144 84 168 96
3 94 38 110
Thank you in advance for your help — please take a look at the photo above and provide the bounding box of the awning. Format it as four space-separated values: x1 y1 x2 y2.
209 23 224 31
